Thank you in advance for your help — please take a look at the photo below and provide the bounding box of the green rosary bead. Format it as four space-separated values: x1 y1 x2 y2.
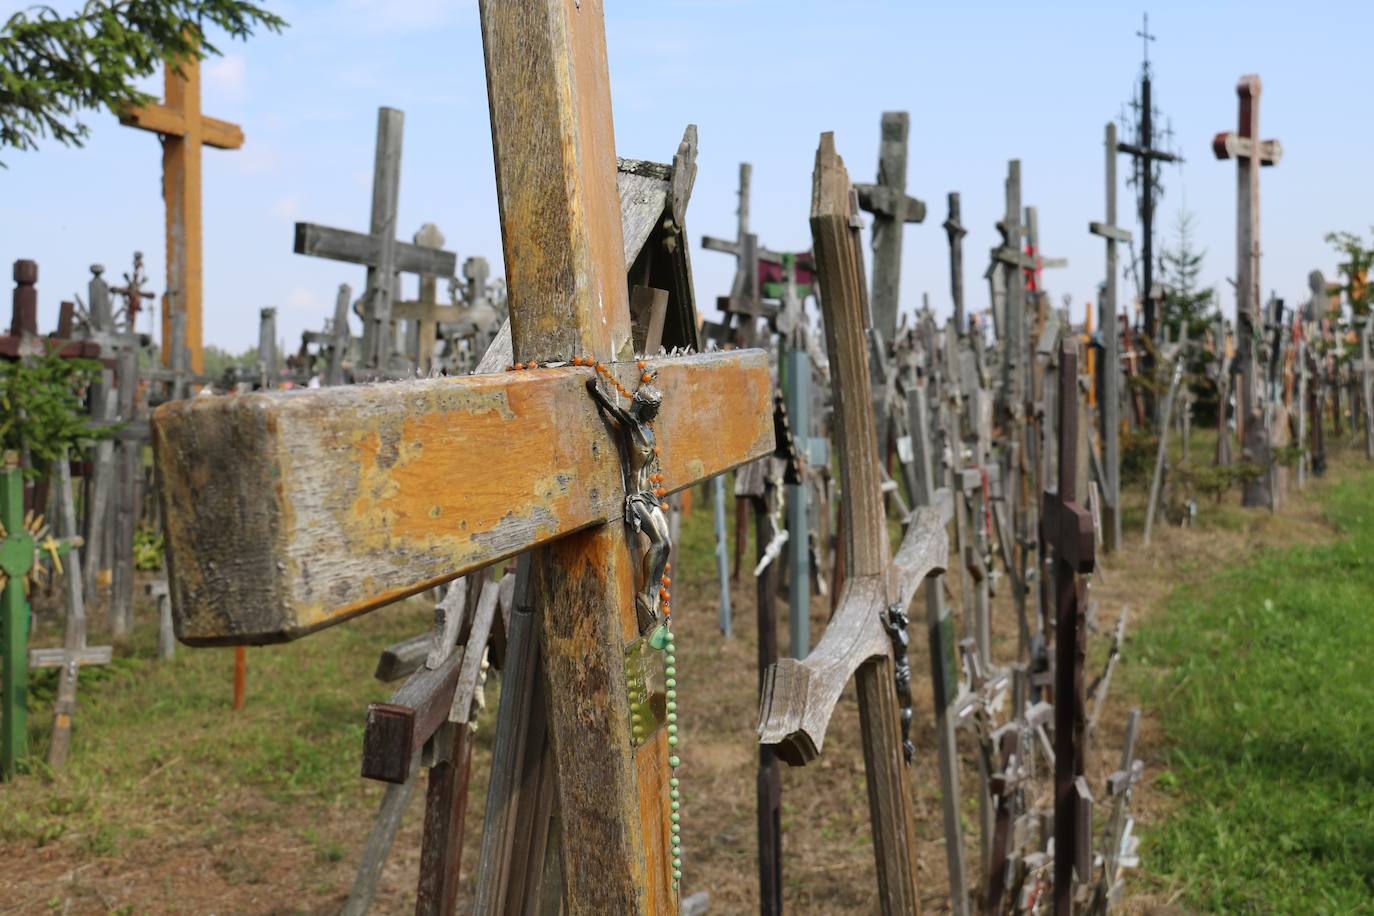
665 653 676 665
667 724 677 735
670 777 679 788
669 755 680 768
673 868 682 880
668 736 678 747
673 856 681 868
665 665 677 678
667 700 677 713
670 812 680 824
665 677 676 689
671 800 680 812
670 789 680 800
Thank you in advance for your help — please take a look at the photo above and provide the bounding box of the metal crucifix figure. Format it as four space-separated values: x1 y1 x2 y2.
586 375 673 637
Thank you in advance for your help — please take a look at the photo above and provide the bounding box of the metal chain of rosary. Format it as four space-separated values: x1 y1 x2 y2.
506 355 685 892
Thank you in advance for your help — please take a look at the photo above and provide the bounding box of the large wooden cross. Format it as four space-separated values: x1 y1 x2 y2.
153 2 773 910
943 192 968 333
756 133 946 914
855 111 927 347
1214 73 1282 508
120 51 242 375
292 108 457 374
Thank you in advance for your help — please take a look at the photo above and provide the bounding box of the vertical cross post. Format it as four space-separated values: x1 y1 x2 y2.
855 112 927 346
362 108 403 371
944 192 968 334
0 453 29 778
1090 123 1132 553
1042 340 1096 914
120 51 244 374
481 1 665 907
1214 75 1282 506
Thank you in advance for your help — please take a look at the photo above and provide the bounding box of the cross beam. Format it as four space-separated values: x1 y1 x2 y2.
155 352 770 644
120 52 243 374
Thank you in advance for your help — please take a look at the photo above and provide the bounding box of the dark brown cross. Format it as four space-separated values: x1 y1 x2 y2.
2 261 101 361
1040 338 1096 914
756 133 946 915
153 3 773 910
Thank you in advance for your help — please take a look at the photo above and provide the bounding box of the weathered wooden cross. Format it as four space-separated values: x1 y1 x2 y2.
1041 338 1096 915
120 50 242 374
1089 122 1133 554
292 108 457 375
855 111 927 347
1214 74 1282 507
154 3 772 910
756 133 946 914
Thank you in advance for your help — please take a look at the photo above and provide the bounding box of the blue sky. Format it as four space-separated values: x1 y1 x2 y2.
2 0 1371 352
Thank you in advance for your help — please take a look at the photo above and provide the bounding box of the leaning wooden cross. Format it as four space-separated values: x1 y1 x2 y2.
153 2 773 910
756 133 946 914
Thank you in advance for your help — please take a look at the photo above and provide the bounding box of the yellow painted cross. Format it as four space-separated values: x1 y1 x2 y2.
120 52 243 375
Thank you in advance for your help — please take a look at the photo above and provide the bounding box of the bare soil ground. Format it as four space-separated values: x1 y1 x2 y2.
0 448 1360 915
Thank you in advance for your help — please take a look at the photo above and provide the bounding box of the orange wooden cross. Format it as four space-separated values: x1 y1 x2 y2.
120 52 243 375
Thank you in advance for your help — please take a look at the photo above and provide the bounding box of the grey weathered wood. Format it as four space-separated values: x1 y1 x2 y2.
257 307 278 387
109 345 139 639
758 133 940 915
341 755 420 916
1143 358 1184 546
907 384 969 916
149 580 175 660
293 224 458 281
944 192 968 334
1089 123 1130 554
327 283 353 386
1214 76 1282 507
855 111 926 346
374 631 431 683
42 449 110 769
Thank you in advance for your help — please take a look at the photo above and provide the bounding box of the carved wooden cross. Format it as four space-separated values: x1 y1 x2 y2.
755 133 945 914
1213 74 1282 471
701 162 781 346
292 108 457 374
855 111 927 346
120 51 242 374
1040 339 1096 914
153 3 773 910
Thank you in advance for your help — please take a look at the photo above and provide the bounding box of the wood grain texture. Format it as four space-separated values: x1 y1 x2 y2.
756 132 927 915
757 510 945 763
293 223 457 280
153 350 771 644
479 2 716 912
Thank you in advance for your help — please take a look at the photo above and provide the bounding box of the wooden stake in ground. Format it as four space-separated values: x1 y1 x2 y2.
1213 74 1283 508
1089 123 1132 554
120 50 242 374
1042 339 1096 914
38 449 111 770
757 133 946 915
153 3 773 909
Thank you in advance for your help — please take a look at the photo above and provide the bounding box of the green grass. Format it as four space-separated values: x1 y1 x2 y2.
1134 469 1374 912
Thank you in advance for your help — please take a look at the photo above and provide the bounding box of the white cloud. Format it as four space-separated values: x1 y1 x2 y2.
270 194 302 221
285 286 330 319
204 54 248 103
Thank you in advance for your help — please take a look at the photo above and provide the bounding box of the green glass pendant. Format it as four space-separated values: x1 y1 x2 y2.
648 623 672 650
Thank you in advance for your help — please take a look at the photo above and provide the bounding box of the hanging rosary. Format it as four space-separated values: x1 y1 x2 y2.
507 354 685 893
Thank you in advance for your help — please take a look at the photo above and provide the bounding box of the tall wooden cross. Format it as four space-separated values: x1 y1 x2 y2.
1214 74 1282 503
1090 122 1132 554
855 111 927 346
944 192 968 334
293 108 457 374
1041 339 1096 914
120 52 243 375
153 2 773 910
701 162 777 346
756 133 946 914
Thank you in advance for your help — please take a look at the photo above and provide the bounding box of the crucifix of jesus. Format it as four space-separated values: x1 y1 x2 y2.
152 2 773 910
120 50 242 375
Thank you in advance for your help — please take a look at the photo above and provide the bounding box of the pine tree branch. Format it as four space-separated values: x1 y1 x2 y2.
0 0 286 165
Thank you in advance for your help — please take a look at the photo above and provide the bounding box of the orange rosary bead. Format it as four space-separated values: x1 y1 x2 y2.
661 575 671 586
